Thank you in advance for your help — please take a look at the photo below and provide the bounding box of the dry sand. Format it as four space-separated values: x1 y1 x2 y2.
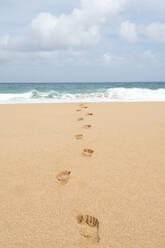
0 102 165 247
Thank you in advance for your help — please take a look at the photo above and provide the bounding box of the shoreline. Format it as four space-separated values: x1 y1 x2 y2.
1 100 165 105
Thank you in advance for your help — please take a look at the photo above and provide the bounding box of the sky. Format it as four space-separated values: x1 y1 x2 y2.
0 0 165 82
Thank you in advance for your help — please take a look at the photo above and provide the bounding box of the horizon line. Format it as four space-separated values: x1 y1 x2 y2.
0 81 165 84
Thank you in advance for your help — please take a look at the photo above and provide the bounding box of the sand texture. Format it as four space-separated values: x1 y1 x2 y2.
0 102 165 247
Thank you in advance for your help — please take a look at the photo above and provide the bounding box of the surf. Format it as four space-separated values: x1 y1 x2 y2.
0 87 165 103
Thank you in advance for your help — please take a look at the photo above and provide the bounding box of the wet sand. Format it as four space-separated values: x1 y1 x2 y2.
0 102 165 247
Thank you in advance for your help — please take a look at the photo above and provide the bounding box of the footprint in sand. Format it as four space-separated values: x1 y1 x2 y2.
77 214 100 243
79 103 84 107
77 117 84 121
78 104 88 109
83 124 92 129
75 134 83 140
82 148 94 157
56 171 71 185
79 103 88 107
86 112 93 116
76 109 81 112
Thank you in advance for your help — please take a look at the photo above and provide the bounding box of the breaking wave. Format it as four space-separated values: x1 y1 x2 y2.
0 88 165 103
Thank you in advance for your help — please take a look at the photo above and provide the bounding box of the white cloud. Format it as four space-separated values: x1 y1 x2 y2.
1 0 165 82
102 53 126 65
143 50 155 59
146 22 165 42
119 21 165 44
120 20 138 42
0 0 127 52
0 36 10 48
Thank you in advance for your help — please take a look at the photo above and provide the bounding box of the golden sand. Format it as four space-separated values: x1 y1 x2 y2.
0 102 165 247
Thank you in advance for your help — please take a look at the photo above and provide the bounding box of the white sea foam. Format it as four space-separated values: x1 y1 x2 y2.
0 88 165 103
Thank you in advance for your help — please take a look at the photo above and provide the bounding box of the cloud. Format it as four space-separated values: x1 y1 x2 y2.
120 20 138 42
102 53 126 65
1 0 165 82
146 22 165 42
143 50 156 59
119 20 165 44
0 0 127 52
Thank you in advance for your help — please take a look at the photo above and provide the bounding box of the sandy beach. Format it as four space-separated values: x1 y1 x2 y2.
0 102 165 247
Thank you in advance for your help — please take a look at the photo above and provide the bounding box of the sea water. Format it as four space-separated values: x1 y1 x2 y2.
0 82 165 104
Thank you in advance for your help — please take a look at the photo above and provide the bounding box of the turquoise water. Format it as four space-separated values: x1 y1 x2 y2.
0 82 165 103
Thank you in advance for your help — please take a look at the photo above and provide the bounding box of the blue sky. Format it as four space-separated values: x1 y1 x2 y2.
0 0 165 82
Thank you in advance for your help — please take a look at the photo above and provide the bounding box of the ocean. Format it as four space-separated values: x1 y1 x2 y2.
0 82 165 104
